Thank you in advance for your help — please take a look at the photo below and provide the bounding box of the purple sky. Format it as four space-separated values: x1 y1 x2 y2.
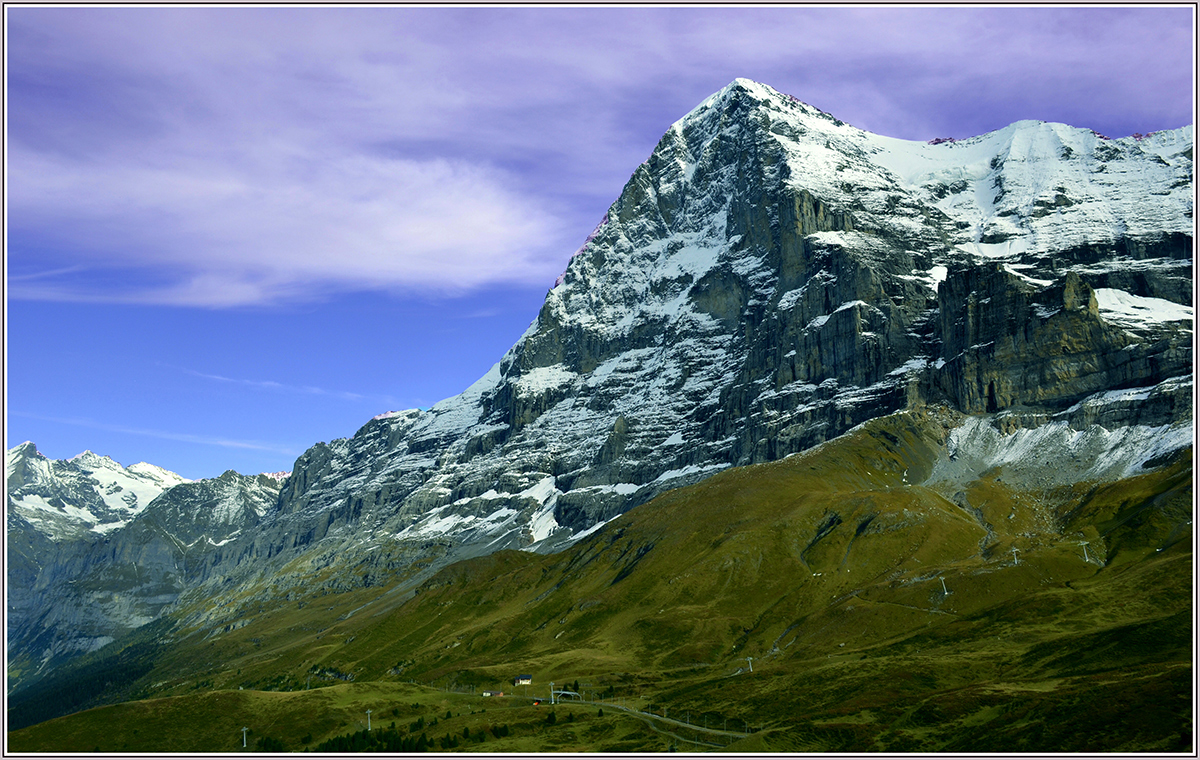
6 5 1194 479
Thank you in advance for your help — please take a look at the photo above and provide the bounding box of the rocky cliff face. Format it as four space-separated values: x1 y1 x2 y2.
8 79 1193 688
938 266 1190 414
8 444 190 677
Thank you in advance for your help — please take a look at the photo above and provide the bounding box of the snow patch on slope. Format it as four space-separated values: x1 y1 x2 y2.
514 364 577 396
1096 288 1194 332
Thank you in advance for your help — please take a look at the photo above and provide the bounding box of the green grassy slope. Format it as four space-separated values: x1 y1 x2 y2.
8 409 1192 752
7 682 671 753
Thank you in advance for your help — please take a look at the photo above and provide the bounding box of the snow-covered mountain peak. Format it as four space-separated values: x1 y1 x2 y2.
678 77 766 120
6 440 44 471
69 449 119 468
681 82 1191 248
6 444 192 540
372 409 422 421
127 461 191 486
9 440 39 456
675 78 841 135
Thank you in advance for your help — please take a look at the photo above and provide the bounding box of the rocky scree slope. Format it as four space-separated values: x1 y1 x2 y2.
172 79 1192 626
6 445 280 692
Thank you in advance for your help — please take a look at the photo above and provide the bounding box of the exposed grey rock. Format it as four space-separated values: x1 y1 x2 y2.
935 264 1190 413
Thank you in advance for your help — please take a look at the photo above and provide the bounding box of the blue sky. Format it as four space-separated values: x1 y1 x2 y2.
6 5 1194 480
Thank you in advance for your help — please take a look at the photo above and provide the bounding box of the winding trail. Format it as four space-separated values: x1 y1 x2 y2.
560 698 752 749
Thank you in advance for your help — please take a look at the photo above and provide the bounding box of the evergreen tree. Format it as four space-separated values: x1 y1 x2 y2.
254 736 285 752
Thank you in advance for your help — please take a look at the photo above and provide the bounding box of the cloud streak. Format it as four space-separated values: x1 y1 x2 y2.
9 411 301 456
172 365 397 405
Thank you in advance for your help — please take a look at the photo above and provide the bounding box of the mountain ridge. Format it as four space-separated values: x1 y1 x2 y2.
6 78 1193 700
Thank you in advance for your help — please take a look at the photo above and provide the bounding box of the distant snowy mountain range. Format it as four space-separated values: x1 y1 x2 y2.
7 445 281 686
7 443 189 539
7 79 1192 693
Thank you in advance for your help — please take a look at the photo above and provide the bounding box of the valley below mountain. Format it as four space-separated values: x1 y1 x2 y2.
6 79 1194 752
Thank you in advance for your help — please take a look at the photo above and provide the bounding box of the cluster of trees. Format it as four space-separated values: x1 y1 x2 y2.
545 710 581 725
312 728 432 753
407 715 439 732
7 639 161 730
254 736 285 752
451 723 511 745
309 722 516 753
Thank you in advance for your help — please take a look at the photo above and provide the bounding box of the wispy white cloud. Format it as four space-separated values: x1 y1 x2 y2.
8 145 568 306
171 365 397 405
9 411 301 456
456 308 504 319
7 8 583 307
7 265 91 281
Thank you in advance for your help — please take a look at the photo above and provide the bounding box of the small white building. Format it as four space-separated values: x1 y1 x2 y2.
512 675 532 686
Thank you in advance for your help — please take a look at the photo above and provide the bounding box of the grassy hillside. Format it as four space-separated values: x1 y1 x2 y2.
9 408 1192 752
7 681 680 753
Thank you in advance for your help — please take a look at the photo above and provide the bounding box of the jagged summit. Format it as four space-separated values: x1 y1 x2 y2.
677 77 776 120
69 450 116 465
127 460 191 482
680 78 843 127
